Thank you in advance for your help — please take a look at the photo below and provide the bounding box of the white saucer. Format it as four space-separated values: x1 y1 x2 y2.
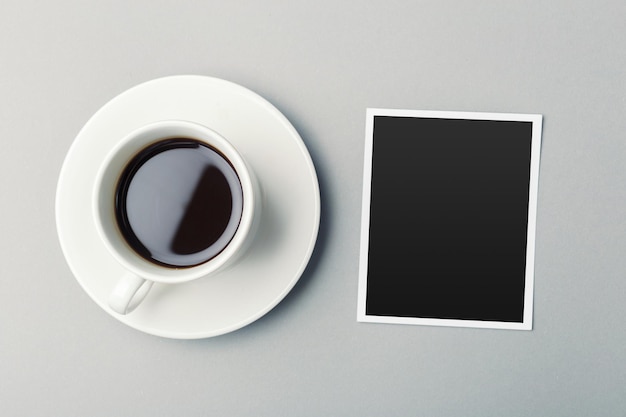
56 75 320 339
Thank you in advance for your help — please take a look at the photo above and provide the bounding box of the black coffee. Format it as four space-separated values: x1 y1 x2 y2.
115 138 243 268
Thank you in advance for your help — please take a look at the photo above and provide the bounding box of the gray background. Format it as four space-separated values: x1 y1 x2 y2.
1 1 625 416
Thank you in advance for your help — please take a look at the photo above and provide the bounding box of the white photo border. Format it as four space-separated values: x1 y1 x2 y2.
357 108 543 331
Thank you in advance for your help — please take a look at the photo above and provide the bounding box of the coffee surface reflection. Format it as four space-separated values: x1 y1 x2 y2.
115 139 243 268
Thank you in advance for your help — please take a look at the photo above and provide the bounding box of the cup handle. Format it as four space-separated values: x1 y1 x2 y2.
108 272 154 315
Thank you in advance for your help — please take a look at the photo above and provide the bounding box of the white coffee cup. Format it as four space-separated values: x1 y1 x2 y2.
93 120 261 314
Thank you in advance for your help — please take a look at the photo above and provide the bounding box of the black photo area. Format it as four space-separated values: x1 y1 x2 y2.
366 116 533 323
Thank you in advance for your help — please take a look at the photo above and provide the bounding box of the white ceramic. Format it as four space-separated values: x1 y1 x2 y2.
93 120 261 315
56 75 320 339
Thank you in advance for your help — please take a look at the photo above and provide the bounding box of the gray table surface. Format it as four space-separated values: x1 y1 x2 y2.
1 1 625 416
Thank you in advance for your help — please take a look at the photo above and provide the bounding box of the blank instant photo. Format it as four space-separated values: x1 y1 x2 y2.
357 109 542 330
